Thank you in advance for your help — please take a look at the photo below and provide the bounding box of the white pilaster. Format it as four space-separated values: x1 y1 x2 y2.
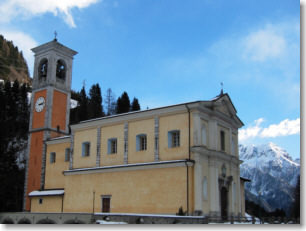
193 113 201 146
209 120 217 150
209 157 219 216
193 154 202 212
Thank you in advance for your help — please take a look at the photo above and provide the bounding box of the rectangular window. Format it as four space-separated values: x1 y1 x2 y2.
111 139 117 154
39 198 43 204
65 148 70 162
168 130 180 148
140 135 147 151
220 131 225 151
136 134 147 151
108 138 117 154
82 142 90 157
172 131 180 147
50 152 56 163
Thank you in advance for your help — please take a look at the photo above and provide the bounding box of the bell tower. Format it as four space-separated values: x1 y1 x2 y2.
23 39 77 211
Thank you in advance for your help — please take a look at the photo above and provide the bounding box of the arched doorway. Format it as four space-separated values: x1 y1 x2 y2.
220 187 228 221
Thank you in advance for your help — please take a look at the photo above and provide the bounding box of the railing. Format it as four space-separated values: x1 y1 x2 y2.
0 212 300 224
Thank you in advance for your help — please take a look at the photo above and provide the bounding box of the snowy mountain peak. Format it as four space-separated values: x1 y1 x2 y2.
239 143 299 167
239 143 300 215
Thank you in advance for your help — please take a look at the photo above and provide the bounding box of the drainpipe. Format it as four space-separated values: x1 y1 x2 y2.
184 104 191 215
185 105 191 159
92 191 95 214
185 161 189 216
61 195 64 213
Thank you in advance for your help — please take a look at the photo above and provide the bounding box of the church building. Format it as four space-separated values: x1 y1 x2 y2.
24 39 247 219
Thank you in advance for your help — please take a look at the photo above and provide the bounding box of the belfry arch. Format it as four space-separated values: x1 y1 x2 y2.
38 58 48 80
56 59 66 81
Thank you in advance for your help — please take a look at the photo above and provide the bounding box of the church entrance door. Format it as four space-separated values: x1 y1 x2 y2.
220 187 228 221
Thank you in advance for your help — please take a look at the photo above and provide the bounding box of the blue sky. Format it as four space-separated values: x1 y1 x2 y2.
0 0 301 159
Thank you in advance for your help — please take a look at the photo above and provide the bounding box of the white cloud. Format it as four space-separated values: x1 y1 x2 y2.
0 0 100 28
0 30 38 76
243 25 286 62
239 118 300 142
239 118 265 141
260 118 300 138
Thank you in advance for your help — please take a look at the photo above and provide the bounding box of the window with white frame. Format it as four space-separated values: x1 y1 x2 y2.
168 130 180 148
108 138 117 154
136 134 147 151
50 152 56 163
82 142 90 157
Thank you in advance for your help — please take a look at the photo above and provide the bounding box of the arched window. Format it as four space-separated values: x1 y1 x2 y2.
38 59 48 79
201 124 207 146
202 177 208 200
56 60 66 81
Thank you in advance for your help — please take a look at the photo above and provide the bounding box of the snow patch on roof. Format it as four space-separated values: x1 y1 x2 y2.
28 189 64 197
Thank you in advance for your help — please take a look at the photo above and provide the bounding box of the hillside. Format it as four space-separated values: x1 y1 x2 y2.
239 143 300 216
0 34 32 85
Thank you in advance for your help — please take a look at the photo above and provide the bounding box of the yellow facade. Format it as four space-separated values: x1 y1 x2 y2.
45 138 70 189
100 123 125 166
31 196 63 213
63 166 192 214
128 118 155 164
29 93 246 219
74 128 97 169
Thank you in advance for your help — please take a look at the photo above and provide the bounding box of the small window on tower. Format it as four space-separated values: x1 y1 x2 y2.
56 60 66 81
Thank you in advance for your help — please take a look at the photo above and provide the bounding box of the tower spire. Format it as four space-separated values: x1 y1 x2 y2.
220 81 224 95
54 31 58 41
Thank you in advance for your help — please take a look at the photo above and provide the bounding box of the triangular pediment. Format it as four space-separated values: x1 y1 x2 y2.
207 93 244 127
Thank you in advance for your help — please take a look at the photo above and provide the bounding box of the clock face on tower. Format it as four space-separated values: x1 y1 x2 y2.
35 96 46 112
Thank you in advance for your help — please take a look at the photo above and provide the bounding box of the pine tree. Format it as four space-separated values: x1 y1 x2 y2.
131 97 141 111
104 88 116 116
88 83 103 119
116 91 130 114
0 79 27 212
19 83 30 138
78 86 89 122
70 90 82 125
291 175 300 218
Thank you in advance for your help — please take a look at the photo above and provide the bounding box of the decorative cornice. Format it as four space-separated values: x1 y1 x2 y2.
45 136 71 145
63 159 195 176
191 146 241 165
32 40 77 58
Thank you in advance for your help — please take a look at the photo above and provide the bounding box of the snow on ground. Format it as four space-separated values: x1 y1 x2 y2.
96 220 127 224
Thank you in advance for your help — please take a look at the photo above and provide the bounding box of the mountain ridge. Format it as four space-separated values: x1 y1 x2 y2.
239 142 300 215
